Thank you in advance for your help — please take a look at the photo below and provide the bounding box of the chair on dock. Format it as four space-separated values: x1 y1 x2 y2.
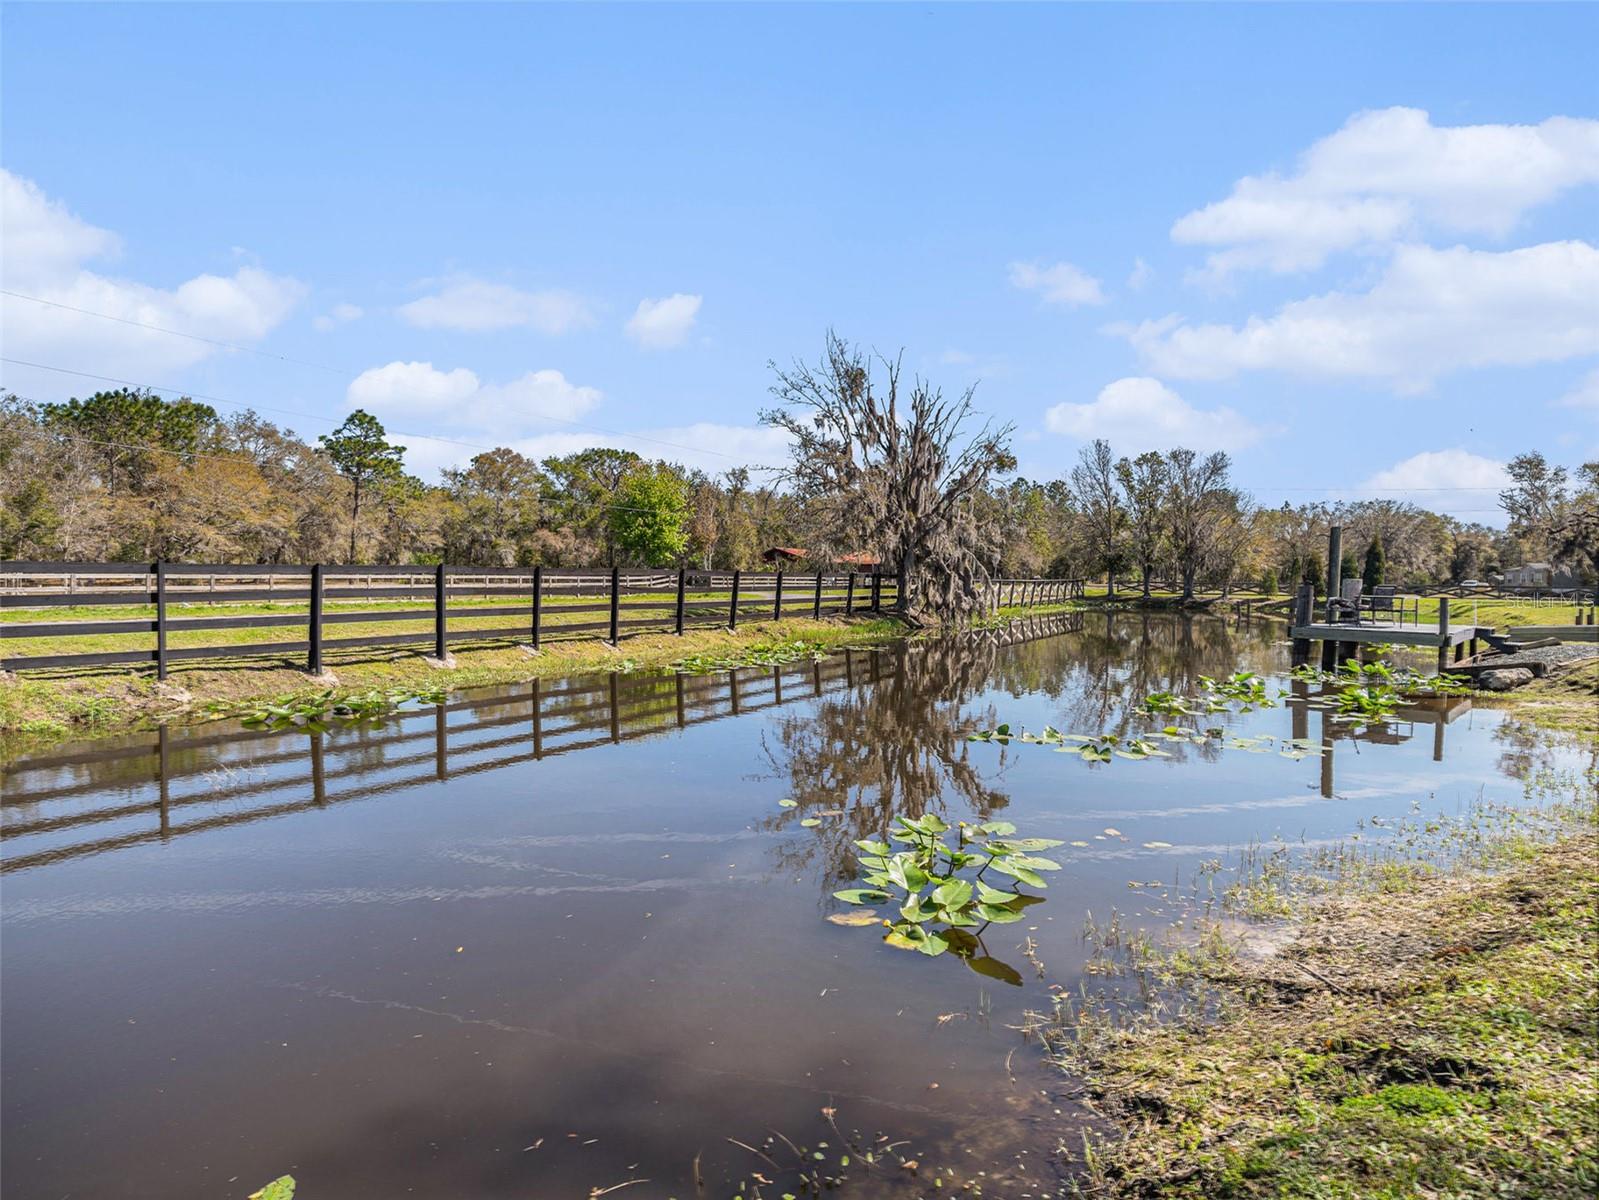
1329 579 1364 625
1370 585 1397 620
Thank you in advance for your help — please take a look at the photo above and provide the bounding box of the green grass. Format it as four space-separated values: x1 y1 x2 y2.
1046 759 1599 1200
0 614 909 754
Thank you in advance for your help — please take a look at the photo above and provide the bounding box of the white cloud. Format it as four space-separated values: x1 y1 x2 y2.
939 348 976 366
1127 257 1153 291
508 422 792 475
312 302 363 332
1126 241 1599 391
1173 108 1599 278
345 360 605 482
0 169 306 384
1557 367 1599 411
397 278 594 334
1356 448 1510 519
624 293 702 349
1008 260 1106 307
1043 376 1268 454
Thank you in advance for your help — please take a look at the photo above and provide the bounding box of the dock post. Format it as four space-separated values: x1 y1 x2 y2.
1324 525 1342 618
1290 583 1312 666
1436 597 1450 675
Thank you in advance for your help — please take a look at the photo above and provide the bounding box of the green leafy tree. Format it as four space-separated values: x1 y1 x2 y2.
41 389 219 492
441 448 546 564
542 447 643 565
317 410 406 563
1115 450 1169 600
609 463 689 566
1362 531 1386 591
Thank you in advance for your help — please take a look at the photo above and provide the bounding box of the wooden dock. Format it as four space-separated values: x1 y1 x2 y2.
1289 582 1483 672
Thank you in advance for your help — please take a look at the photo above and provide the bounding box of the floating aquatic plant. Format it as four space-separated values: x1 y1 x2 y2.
205 686 449 733
830 813 1058 983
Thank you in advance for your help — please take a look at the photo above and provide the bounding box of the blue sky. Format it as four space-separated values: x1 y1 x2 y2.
3 3 1596 523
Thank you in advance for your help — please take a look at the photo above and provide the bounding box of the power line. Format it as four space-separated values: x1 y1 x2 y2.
0 392 705 517
1 290 348 375
1 356 743 462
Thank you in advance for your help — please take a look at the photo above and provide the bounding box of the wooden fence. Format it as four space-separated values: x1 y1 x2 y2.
0 562 903 677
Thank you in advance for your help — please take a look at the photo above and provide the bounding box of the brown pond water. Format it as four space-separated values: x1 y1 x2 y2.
1 612 1582 1199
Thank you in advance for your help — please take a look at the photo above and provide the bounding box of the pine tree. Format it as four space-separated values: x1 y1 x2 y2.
1362 532 1386 591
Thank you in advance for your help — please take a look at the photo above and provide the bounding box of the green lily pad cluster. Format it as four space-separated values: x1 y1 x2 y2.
674 638 829 674
207 686 448 733
968 724 1172 762
1198 670 1274 708
832 814 1057 977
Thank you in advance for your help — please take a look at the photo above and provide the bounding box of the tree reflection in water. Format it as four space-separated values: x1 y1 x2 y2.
757 634 1014 890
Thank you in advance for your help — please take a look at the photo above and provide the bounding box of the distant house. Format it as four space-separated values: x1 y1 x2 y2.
759 547 808 565
1499 562 1579 590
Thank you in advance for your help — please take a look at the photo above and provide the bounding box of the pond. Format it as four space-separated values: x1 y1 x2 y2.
1 612 1581 1199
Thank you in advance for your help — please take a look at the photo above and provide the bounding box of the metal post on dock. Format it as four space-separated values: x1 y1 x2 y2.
1324 525 1342 617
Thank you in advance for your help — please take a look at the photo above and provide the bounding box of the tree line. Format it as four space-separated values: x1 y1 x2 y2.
3 341 1594 601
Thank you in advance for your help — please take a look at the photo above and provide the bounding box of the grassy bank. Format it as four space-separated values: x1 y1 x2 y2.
1042 697 1597 1199
0 615 908 751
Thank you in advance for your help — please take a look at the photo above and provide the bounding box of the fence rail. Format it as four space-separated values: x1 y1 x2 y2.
0 561 1087 677
1 562 904 676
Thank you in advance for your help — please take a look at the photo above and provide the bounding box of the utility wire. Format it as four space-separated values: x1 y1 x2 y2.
1 289 348 375
0 395 702 517
0 295 1535 490
1 356 744 462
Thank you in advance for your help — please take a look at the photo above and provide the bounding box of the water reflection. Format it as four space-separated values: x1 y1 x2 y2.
4 609 1553 1200
2 647 896 874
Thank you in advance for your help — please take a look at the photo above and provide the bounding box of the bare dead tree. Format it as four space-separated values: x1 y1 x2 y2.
762 332 1015 625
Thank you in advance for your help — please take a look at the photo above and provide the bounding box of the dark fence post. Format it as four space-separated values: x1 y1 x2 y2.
773 569 784 622
308 563 324 674
434 563 447 660
728 569 741 629
871 571 882 612
155 560 169 680
845 573 855 616
675 567 687 634
1436 597 1450 675
609 566 621 644
812 572 823 619
531 565 543 649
